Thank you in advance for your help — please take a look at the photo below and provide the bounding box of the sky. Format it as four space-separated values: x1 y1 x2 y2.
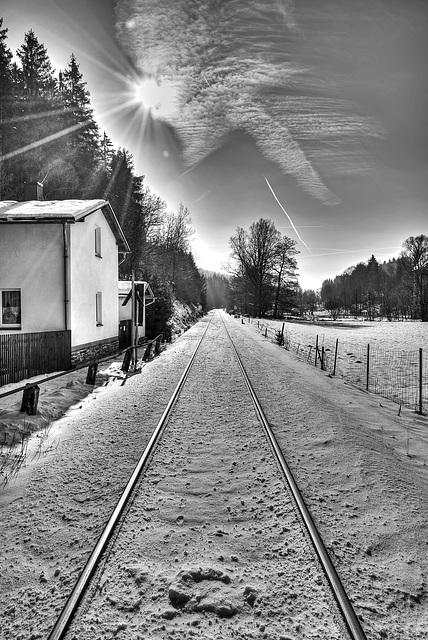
2 0 428 290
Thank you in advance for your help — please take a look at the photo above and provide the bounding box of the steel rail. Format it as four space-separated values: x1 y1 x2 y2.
222 315 367 640
47 316 212 640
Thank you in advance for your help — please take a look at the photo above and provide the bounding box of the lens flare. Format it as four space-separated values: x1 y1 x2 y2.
133 77 177 119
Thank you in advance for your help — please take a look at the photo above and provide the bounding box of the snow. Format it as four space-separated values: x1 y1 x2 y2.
0 311 427 639
254 318 428 414
256 317 427 353
0 199 107 220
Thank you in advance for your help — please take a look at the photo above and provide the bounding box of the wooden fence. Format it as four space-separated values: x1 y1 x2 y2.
0 330 72 386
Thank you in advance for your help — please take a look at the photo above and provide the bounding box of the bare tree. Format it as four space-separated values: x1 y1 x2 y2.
229 218 298 316
154 203 195 284
401 235 428 321
272 237 298 318
161 203 194 253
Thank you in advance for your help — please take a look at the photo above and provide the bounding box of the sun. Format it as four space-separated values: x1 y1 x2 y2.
133 77 177 119
134 77 161 111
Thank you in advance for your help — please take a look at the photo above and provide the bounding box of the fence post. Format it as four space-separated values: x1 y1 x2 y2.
321 345 325 371
315 335 319 367
154 335 163 355
333 338 339 376
121 349 132 372
366 343 370 391
20 384 40 415
419 348 423 415
265 327 268 338
280 323 285 346
86 362 98 385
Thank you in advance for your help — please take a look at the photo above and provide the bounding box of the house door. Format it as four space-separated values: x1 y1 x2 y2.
119 320 132 349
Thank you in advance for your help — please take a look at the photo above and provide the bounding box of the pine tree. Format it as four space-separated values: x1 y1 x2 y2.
56 53 100 197
100 131 115 171
7 29 60 196
102 149 146 274
0 18 13 198
16 29 56 98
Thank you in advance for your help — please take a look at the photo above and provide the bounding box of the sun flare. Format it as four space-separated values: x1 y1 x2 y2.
133 77 177 118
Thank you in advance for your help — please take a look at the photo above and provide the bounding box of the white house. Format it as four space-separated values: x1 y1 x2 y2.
0 195 130 371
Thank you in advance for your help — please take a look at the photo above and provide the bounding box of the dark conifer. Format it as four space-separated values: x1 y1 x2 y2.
0 18 13 198
57 53 100 197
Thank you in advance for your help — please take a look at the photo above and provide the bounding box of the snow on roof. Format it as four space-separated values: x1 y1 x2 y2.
0 200 17 210
0 199 131 253
0 199 106 221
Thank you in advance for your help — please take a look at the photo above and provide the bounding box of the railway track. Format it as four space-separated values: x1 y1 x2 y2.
48 310 366 640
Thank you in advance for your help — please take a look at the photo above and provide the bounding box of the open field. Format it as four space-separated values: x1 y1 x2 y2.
250 318 428 415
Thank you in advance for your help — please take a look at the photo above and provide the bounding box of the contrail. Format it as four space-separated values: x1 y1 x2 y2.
263 176 311 253
201 73 211 88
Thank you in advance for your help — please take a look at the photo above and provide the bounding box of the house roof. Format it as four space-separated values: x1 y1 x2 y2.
0 199 130 253
118 281 155 300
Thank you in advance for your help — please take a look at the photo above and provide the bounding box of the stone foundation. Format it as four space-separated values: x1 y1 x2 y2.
71 336 119 366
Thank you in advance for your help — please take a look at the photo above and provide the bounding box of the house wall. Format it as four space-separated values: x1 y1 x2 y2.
69 208 119 350
0 223 65 334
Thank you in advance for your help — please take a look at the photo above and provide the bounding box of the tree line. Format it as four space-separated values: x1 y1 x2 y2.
205 231 428 323
319 235 428 321
0 20 206 336
204 219 300 317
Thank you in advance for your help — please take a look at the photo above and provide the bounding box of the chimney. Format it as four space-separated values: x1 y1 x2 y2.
23 181 44 201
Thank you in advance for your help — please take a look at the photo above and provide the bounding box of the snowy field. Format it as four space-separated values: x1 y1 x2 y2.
249 319 428 414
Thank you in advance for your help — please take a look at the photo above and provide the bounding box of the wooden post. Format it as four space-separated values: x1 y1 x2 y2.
321 346 325 371
366 343 370 391
143 340 153 362
121 349 132 372
265 327 268 338
419 348 423 415
155 335 162 355
280 323 285 346
20 384 40 415
131 270 137 368
315 335 319 367
333 338 339 376
86 363 98 385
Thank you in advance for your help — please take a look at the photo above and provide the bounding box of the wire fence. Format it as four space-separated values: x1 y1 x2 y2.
249 318 428 416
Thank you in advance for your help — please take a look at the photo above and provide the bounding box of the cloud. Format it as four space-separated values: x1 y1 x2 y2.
115 0 383 205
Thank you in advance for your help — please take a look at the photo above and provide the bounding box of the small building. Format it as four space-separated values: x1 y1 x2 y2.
0 193 130 383
118 280 155 348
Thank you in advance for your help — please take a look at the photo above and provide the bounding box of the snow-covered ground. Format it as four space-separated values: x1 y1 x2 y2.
252 318 428 414
0 311 427 639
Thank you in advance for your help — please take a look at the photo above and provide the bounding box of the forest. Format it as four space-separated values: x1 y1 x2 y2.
318 236 428 322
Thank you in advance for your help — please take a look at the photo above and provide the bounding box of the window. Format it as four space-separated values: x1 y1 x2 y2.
96 291 103 326
95 226 102 257
1 289 21 328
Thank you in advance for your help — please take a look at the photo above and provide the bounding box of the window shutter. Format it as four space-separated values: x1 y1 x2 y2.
95 227 102 257
96 291 103 325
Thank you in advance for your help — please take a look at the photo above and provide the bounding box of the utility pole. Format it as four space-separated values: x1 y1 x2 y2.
131 269 138 369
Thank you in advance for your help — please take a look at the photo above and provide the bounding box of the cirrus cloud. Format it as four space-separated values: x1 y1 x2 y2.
115 0 383 205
